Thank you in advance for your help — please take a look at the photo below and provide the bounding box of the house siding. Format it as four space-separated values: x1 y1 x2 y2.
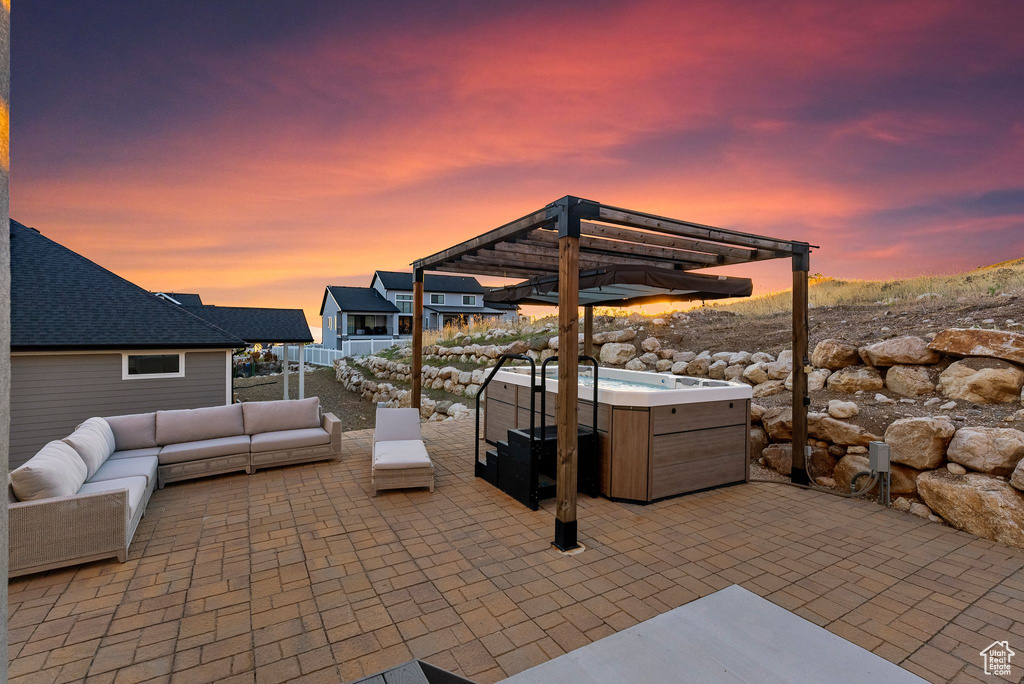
9 350 229 467
321 294 340 349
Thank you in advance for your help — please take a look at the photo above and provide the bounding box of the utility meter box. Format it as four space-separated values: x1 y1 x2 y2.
869 441 890 472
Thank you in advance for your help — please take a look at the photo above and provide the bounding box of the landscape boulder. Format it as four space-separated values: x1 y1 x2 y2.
593 329 637 344
750 403 766 422
624 358 647 371
708 360 728 379
752 380 786 398
761 407 792 441
928 328 1024 365
638 352 660 366
600 342 637 365
729 352 752 366
765 360 792 380
884 417 955 469
946 427 1024 476
673 351 696 364
655 359 673 372
859 336 939 366
808 413 880 446
784 368 831 392
827 400 859 419
885 365 936 397
1012 460 1024 492
762 443 835 478
833 453 921 495
743 363 769 385
640 337 661 353
938 357 1024 404
810 339 861 370
826 366 884 393
917 471 1024 549
749 427 769 460
686 356 712 376
725 364 746 382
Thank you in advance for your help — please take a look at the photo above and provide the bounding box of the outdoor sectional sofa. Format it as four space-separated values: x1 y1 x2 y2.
8 398 341 577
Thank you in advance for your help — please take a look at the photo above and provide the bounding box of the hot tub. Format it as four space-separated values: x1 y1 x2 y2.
483 366 752 503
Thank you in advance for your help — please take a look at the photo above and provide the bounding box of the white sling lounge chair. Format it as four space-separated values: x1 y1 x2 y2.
372 407 434 495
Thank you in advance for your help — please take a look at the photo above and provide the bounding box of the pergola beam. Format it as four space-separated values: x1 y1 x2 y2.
416 207 556 271
598 206 800 254
492 240 681 271
523 229 716 268
579 222 770 263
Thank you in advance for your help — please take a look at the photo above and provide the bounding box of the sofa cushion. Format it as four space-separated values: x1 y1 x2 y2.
242 398 320 435
63 418 116 478
374 408 422 443
373 440 431 470
109 447 162 461
158 435 251 465
78 476 148 519
90 455 159 487
250 427 330 454
105 412 157 450
156 404 244 445
10 441 89 501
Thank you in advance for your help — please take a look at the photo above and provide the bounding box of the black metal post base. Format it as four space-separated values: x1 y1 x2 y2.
553 519 578 551
791 467 810 486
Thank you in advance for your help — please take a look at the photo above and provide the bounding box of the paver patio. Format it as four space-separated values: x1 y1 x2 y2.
8 419 1024 684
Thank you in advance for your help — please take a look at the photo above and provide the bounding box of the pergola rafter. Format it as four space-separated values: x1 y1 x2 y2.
412 196 816 552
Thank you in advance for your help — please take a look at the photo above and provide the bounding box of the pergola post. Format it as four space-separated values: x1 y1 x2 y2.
411 267 424 410
554 199 584 551
583 305 594 359
298 343 305 400
282 343 290 400
791 244 811 485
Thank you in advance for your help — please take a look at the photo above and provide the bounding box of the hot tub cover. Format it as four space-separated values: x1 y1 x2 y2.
484 265 753 307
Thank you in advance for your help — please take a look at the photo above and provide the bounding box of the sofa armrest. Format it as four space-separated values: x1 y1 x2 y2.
322 412 341 448
9 489 129 576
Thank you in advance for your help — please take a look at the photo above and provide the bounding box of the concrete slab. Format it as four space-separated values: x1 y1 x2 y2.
502 585 926 684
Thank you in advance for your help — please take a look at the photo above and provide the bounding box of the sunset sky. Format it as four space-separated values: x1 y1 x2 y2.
13 1 1024 336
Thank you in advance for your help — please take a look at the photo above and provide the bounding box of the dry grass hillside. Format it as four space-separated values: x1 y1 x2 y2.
706 257 1024 316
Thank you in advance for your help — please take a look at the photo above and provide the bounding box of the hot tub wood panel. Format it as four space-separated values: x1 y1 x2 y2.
651 400 746 435
485 399 516 444
487 381 517 405
651 439 746 499
610 408 650 501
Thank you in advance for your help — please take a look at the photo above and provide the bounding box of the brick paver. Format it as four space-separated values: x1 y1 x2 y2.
8 420 1024 683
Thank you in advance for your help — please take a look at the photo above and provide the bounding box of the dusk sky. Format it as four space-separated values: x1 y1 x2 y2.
13 1 1024 333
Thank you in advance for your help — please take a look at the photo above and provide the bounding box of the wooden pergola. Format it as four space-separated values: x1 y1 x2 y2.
412 196 815 550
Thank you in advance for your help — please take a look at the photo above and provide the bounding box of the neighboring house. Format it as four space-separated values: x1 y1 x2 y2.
156 297 313 347
319 270 519 350
8 220 245 467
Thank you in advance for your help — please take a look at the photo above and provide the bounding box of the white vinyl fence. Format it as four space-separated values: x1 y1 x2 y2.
273 339 402 367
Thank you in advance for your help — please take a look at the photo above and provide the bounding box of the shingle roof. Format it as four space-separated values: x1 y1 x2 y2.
183 305 313 344
374 270 485 294
154 292 203 306
323 286 400 314
10 220 245 351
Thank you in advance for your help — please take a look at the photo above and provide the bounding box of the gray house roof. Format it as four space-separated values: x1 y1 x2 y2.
373 270 485 294
10 220 245 351
154 292 203 306
321 286 400 314
182 305 313 344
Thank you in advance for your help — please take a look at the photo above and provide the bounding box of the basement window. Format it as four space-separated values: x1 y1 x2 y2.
122 353 185 379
